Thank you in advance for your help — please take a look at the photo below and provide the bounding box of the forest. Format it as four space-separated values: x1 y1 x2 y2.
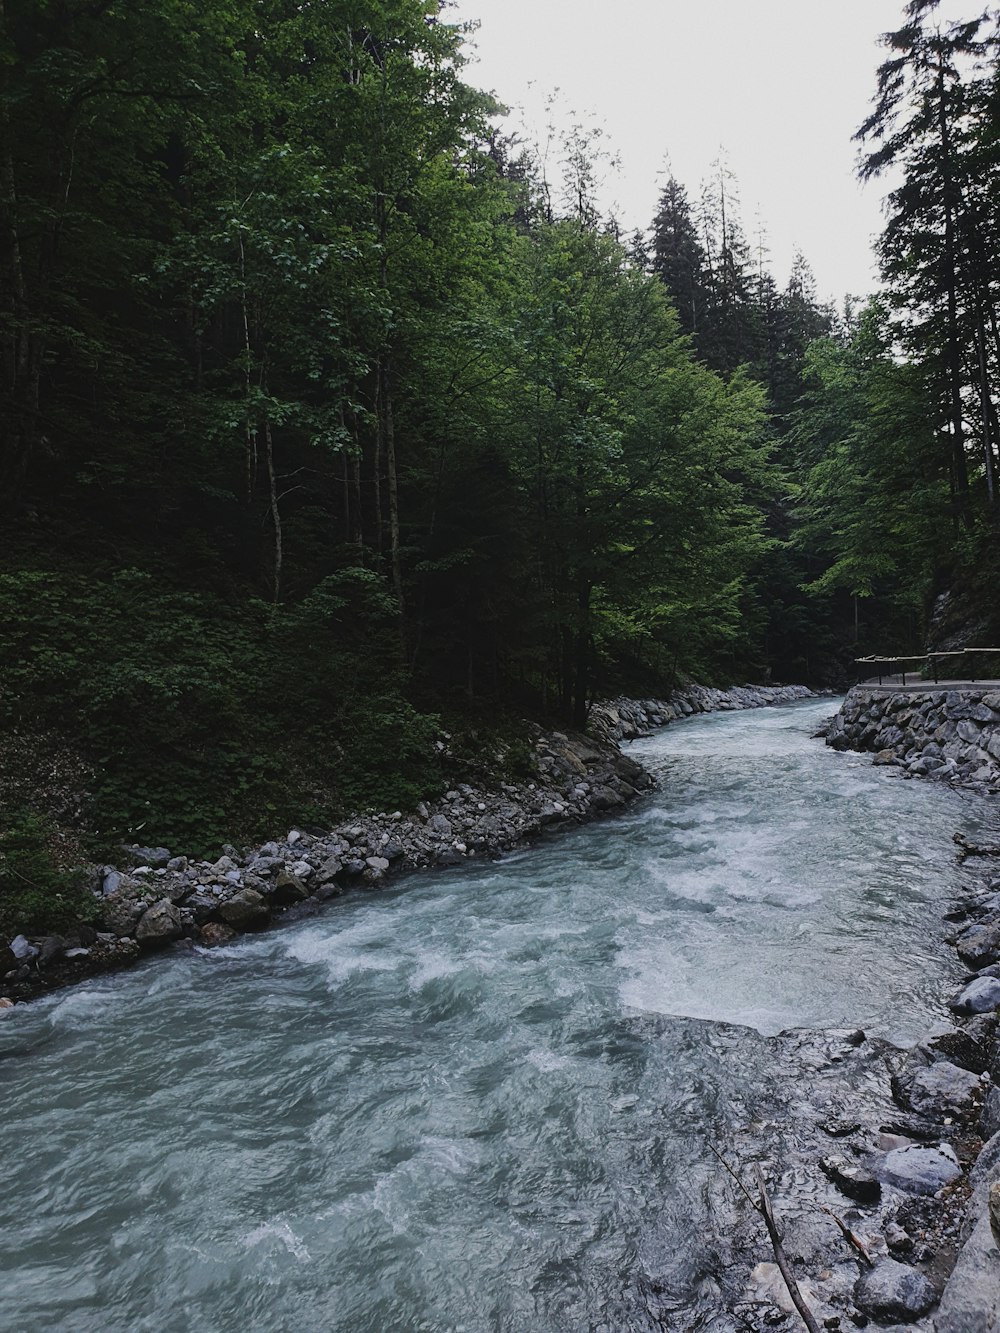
2 0 1000 866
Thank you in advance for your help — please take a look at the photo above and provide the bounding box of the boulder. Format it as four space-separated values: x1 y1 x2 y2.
879 1143 962 1196
951 976 1000 1014
135 899 183 948
853 1259 937 1322
98 892 144 938
315 855 343 884
956 919 1000 969
916 1023 989 1073
216 888 269 931
126 845 172 868
892 1059 981 1119
198 922 237 948
268 870 309 905
9 934 38 962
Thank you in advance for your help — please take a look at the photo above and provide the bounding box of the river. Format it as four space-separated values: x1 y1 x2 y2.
0 698 992 1331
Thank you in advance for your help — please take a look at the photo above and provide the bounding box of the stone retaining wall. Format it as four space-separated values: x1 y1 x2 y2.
826 686 1000 792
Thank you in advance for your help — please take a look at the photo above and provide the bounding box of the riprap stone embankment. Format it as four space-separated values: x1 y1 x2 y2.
827 685 1000 792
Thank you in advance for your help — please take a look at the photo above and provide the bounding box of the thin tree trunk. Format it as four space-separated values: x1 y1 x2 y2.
384 355 403 607
264 415 282 604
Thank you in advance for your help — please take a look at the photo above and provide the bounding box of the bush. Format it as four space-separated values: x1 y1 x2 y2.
0 811 97 936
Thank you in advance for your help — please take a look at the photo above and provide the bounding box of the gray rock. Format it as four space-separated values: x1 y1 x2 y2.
819 1155 881 1203
126 847 172 869
102 869 123 896
981 1085 1000 1139
135 899 183 948
9 934 38 961
917 1024 989 1073
893 1059 982 1118
315 856 343 884
933 1210 1000 1331
428 814 452 836
99 892 144 938
365 857 390 872
853 1259 937 1322
198 922 237 948
166 855 188 873
951 976 1000 1014
38 935 66 965
268 871 309 905
435 847 464 867
956 920 1000 968
879 1143 962 1195
216 888 269 931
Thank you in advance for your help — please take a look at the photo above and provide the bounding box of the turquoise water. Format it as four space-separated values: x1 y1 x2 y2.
0 699 989 1331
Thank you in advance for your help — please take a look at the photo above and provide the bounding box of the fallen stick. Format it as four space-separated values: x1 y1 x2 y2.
708 1146 822 1333
753 1165 823 1333
822 1205 873 1266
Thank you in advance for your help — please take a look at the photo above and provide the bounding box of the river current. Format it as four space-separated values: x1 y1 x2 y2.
1 698 994 1331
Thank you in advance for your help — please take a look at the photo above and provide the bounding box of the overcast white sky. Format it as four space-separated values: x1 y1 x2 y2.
447 0 973 306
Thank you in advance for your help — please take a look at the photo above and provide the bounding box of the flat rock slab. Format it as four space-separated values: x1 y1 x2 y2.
879 1143 962 1196
854 1258 937 1322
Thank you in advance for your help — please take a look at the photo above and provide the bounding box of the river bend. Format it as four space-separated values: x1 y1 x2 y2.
0 698 991 1331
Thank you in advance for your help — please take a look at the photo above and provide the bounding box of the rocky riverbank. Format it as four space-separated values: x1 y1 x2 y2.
0 682 813 1009
827 685 1000 793
720 804 1000 1329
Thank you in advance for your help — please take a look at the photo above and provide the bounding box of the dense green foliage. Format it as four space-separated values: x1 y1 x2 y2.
0 811 97 937
3 0 999 861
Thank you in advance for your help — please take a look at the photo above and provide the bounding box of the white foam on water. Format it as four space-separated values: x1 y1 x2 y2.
242 1219 311 1263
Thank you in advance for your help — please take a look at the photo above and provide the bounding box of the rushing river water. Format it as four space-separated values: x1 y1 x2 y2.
1 698 995 1332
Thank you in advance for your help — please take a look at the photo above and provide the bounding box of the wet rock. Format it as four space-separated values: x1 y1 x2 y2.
435 847 464 867
820 1156 881 1203
853 1259 937 1322
950 976 1000 1015
821 1117 862 1138
916 1023 989 1073
955 919 1000 968
216 888 269 931
591 785 625 810
893 1058 982 1118
879 1143 962 1195
981 1085 1000 1139
135 899 183 947
198 922 236 948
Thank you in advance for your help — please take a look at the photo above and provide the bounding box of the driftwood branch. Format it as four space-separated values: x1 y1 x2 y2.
822 1205 873 1266
708 1146 821 1333
753 1166 823 1333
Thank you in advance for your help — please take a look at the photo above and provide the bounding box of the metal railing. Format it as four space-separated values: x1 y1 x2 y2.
855 647 1000 686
